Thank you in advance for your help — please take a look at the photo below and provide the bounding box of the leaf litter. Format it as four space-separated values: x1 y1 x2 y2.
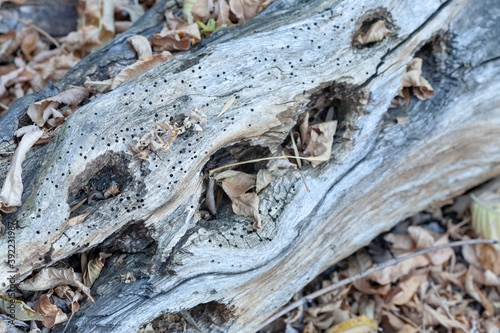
259 179 500 333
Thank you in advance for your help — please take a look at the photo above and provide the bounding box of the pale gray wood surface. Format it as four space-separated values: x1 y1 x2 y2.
0 0 499 332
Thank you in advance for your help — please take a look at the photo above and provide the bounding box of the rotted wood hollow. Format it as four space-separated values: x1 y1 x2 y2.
0 0 499 332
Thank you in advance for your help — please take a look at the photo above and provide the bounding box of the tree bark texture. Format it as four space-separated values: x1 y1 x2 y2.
0 0 499 332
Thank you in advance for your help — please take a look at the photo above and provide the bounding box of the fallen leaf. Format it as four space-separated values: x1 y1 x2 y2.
17 267 94 302
232 192 261 229
84 77 112 93
256 169 272 193
229 0 260 24
128 35 152 60
20 29 39 59
0 295 44 321
27 88 88 127
111 51 174 89
83 253 105 288
121 272 136 284
0 126 44 213
33 290 68 328
150 23 201 52
303 120 337 167
54 286 83 313
391 271 427 305
370 254 429 285
191 0 213 22
407 226 453 265
326 315 377 333
348 251 390 295
214 170 256 197
353 20 391 46
465 269 495 315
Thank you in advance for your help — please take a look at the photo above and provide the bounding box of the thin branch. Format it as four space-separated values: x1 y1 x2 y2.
209 155 327 175
255 238 500 332
429 282 469 332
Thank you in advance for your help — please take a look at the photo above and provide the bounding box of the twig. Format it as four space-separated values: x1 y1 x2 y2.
429 282 469 332
0 102 9 110
70 197 87 213
209 155 327 175
254 238 500 332
0 11 66 53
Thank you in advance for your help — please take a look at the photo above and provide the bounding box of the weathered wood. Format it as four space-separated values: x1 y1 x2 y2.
0 0 499 332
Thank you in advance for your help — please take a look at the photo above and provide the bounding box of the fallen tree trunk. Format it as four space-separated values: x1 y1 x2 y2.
1 0 500 332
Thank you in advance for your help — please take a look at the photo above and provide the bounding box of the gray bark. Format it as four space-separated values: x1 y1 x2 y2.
0 0 499 332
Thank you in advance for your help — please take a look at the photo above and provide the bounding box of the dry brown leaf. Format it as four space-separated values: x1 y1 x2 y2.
256 169 272 193
83 253 105 288
215 170 256 197
464 269 494 315
20 30 39 59
229 0 260 24
84 77 112 93
68 213 90 227
17 267 94 302
370 254 429 285
215 0 232 27
54 286 83 313
423 304 464 329
353 20 391 46
407 226 453 265
33 291 68 328
121 272 136 284
192 0 214 22
0 295 44 322
0 126 44 213
114 0 145 22
391 271 427 305
401 58 434 100
232 192 261 229
150 23 201 52
111 51 174 90
27 88 89 127
384 233 414 251
303 320 319 333
303 120 337 167
348 251 390 295
128 35 152 60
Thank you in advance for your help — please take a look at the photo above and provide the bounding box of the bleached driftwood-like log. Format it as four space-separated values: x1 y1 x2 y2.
0 0 499 332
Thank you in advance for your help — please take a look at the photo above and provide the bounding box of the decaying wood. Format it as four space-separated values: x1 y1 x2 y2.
0 0 499 332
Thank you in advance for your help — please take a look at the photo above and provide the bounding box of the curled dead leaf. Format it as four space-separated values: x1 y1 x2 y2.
111 51 174 90
33 290 68 328
150 23 201 52
27 88 89 127
128 35 152 61
0 295 44 322
83 253 105 288
353 20 391 46
17 267 94 302
303 120 337 167
326 315 377 333
256 169 272 193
